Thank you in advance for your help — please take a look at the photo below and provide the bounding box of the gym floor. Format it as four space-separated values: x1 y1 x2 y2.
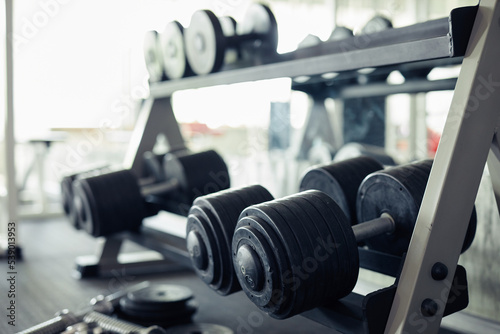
2 217 499 334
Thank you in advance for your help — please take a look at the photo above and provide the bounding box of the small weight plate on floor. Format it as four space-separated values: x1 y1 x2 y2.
237 4 278 58
185 10 225 75
159 21 193 80
143 30 164 82
126 284 193 310
120 298 198 324
166 323 234 334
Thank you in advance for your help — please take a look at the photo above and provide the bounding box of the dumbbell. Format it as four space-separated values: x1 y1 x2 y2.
61 165 111 229
357 15 393 84
299 156 384 226
333 142 396 166
73 150 230 237
184 3 278 75
158 21 194 80
143 30 165 82
232 160 477 319
186 185 274 295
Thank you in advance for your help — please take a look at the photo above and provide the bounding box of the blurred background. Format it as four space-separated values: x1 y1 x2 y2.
2 0 498 325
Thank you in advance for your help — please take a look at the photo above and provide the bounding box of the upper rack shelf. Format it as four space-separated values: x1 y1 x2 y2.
149 5 477 99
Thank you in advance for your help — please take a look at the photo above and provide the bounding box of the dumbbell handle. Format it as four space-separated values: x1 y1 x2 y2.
351 213 395 242
16 281 150 334
140 178 180 197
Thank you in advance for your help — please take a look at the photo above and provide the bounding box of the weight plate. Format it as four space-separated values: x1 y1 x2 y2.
305 190 359 299
295 194 346 302
61 175 76 216
164 150 230 205
127 284 193 308
300 156 383 225
276 195 339 313
143 30 164 82
329 26 353 41
166 323 234 334
187 205 224 287
360 15 393 35
237 4 278 58
120 297 198 320
159 21 193 80
235 205 299 319
270 198 321 315
185 10 225 75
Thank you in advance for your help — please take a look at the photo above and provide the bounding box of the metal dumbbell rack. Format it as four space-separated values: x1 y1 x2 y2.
75 1 500 333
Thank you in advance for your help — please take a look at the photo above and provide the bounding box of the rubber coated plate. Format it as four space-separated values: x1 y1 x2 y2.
166 323 234 334
127 284 193 309
143 30 163 82
159 21 192 80
185 10 225 75
271 198 320 315
119 298 198 319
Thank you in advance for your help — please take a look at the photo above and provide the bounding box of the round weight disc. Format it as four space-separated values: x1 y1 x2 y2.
237 4 278 57
143 30 164 82
360 15 393 35
72 170 145 237
333 142 396 166
127 284 193 309
166 323 234 334
159 21 192 80
185 10 225 75
300 156 384 225
164 150 230 205
329 26 353 41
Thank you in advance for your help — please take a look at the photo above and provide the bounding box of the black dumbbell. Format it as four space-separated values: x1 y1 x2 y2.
61 165 111 229
186 185 274 295
232 160 476 319
333 142 397 166
299 156 384 226
73 150 230 237
357 159 476 255
184 4 278 75
143 30 165 82
158 21 194 80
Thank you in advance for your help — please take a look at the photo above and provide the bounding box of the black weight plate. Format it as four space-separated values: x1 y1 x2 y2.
165 150 230 205
143 30 164 82
233 212 289 316
166 323 234 334
159 21 193 80
237 4 278 58
276 196 336 312
236 206 300 319
187 205 223 286
185 10 225 75
191 197 237 292
126 284 193 309
400 67 432 80
232 218 280 308
120 297 197 319
357 171 418 255
270 198 322 314
61 175 76 216
254 202 312 319
329 26 353 41
305 190 359 299
360 15 393 35
300 156 384 225
293 194 345 302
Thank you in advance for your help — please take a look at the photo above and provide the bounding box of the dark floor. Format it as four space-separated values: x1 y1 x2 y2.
2 217 499 334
